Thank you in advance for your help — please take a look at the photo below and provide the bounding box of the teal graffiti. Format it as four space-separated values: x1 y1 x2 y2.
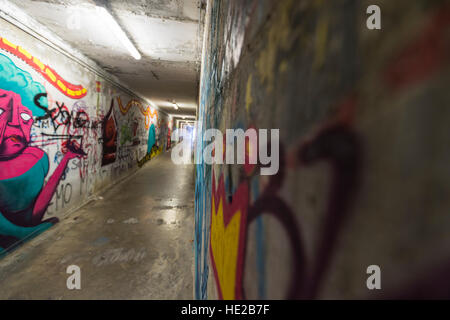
147 123 156 154
0 53 47 117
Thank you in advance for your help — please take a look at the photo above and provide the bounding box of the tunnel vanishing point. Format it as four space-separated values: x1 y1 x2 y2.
0 0 449 302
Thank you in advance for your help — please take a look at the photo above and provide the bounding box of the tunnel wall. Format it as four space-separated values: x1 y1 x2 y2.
194 0 450 299
0 20 172 256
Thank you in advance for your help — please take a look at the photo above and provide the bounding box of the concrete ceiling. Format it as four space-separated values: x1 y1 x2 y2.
10 0 203 117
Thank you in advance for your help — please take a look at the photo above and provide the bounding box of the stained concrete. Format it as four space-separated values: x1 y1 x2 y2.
0 151 195 299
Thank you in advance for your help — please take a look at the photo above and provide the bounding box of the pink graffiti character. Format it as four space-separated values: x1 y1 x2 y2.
0 89 84 252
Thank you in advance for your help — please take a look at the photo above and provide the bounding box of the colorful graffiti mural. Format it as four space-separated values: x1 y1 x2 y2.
0 32 170 256
195 0 450 300
101 99 117 166
116 96 158 130
113 96 170 167
210 172 249 299
147 123 156 154
0 56 86 254
0 37 87 99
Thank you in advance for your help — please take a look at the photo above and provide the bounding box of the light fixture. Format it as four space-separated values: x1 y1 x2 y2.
96 6 141 60
173 102 179 110
170 114 195 119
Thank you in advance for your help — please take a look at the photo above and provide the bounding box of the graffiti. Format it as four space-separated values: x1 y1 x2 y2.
115 96 163 167
120 124 132 146
209 172 249 299
0 29 171 257
246 105 360 300
147 123 156 153
206 98 361 300
0 89 85 255
0 37 87 99
54 183 73 211
33 94 91 132
101 99 117 166
119 121 140 147
0 43 89 254
116 97 158 130
192 0 365 299
194 0 450 300
135 118 168 166
137 145 163 168
385 5 450 91
96 81 101 115
92 247 147 267
0 53 48 117
167 127 172 150
222 0 255 76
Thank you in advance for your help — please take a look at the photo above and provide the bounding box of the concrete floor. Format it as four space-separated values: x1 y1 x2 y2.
0 151 195 299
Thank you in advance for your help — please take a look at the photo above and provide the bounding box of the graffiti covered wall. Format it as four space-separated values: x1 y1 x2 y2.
0 20 172 256
195 0 450 299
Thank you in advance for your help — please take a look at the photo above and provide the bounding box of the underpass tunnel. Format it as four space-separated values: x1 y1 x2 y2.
0 0 201 299
0 0 449 301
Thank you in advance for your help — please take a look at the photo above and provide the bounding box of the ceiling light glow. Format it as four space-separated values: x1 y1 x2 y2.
96 6 141 60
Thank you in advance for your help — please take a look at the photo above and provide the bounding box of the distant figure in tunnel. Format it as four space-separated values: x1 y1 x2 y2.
0 89 84 255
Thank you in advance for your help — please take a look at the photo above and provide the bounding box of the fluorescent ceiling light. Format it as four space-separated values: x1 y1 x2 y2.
171 114 195 118
96 6 141 60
